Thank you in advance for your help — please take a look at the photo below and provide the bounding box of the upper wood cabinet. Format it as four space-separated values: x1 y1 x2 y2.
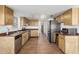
0 5 13 25
55 8 79 25
20 17 29 26
55 15 63 23
29 19 39 26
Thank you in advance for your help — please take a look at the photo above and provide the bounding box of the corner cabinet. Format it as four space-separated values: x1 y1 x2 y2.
0 5 13 25
55 8 79 25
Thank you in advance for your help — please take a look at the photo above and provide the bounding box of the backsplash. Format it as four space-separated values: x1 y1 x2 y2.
61 23 79 33
0 25 19 33
0 17 22 33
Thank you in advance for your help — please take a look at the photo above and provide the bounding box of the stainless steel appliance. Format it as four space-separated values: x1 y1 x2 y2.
15 34 22 53
68 28 77 35
62 28 77 35
62 28 68 34
48 20 60 43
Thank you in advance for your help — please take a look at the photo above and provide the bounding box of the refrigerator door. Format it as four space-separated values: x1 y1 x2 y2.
51 20 60 42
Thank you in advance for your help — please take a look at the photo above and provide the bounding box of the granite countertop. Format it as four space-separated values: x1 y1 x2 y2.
0 30 28 37
55 31 79 36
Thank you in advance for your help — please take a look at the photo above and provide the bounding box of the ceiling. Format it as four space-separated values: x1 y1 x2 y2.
8 5 76 19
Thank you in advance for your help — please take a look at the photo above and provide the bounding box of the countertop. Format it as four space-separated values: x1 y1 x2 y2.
25 26 39 30
55 31 79 36
0 30 28 37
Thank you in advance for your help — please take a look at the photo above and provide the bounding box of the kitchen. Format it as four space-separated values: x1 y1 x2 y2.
0 5 79 54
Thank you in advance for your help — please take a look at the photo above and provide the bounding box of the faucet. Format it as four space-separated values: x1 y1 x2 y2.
6 27 9 35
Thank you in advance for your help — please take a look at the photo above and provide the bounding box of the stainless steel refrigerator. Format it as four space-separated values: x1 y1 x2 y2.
47 20 60 43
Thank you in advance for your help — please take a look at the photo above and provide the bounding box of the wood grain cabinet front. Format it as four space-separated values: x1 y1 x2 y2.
30 30 38 37
65 36 79 54
22 31 29 45
5 6 13 25
56 15 64 23
20 17 29 26
0 5 13 25
58 34 65 52
58 34 79 54
55 8 79 25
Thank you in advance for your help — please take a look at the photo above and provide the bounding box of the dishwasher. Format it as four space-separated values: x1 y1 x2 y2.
15 34 22 53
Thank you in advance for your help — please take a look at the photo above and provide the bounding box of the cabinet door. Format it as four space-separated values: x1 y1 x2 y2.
22 33 26 45
5 6 13 25
72 8 79 25
58 35 65 52
65 36 79 54
63 9 72 25
0 5 5 25
22 32 29 45
31 30 38 37
25 32 29 41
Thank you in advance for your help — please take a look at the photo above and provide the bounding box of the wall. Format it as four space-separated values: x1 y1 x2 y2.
0 16 20 33
0 25 18 33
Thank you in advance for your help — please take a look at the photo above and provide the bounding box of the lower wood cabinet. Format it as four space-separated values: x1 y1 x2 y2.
58 34 79 54
0 31 29 54
65 36 79 54
58 34 65 52
0 35 22 54
0 37 15 54
30 30 38 37
22 31 29 45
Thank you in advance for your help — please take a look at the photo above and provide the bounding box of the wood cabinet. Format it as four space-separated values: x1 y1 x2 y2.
30 30 38 37
22 31 29 45
58 34 79 54
55 8 79 25
0 5 13 25
58 34 65 52
62 9 72 25
65 36 79 54
15 36 22 53
20 17 29 26
55 15 63 23
0 37 15 54
29 19 39 26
